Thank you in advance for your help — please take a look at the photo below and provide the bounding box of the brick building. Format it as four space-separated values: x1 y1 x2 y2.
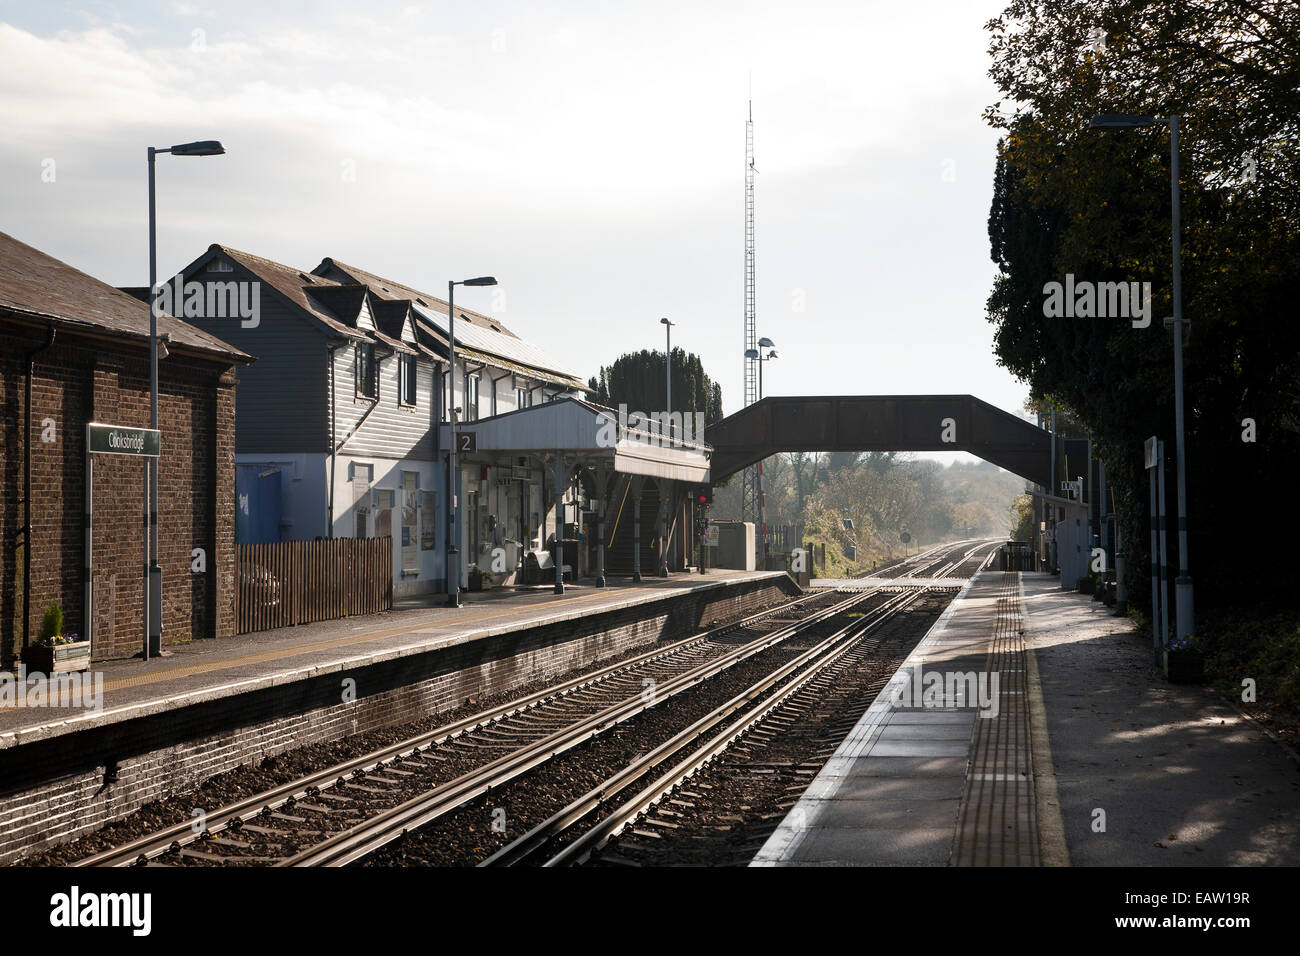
0 232 250 665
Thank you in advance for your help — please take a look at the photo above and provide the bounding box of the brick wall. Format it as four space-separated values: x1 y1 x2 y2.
0 321 239 666
0 574 799 862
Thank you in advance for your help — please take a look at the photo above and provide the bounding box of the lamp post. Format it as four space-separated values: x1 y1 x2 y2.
146 139 224 660
660 317 674 440
744 338 778 565
1090 113 1194 643
445 276 497 608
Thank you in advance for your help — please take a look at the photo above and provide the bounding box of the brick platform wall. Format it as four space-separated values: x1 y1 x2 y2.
0 323 239 666
0 575 799 863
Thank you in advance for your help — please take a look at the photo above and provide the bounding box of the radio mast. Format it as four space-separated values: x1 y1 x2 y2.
741 99 759 528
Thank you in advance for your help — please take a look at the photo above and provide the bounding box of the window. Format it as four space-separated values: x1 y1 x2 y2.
401 472 419 575
374 488 395 539
205 259 234 273
352 463 373 538
467 373 481 421
399 355 417 406
355 344 377 398
515 387 532 410
420 490 436 551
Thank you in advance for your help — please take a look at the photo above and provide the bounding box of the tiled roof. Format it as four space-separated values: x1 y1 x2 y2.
314 257 584 390
191 245 366 341
311 257 520 339
0 231 249 363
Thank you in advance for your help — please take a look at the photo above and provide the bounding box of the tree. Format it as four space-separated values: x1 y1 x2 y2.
984 0 1300 608
587 349 724 428
1009 494 1035 542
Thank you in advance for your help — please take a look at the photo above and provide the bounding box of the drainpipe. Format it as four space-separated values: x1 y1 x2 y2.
327 338 347 539
489 369 511 417
23 324 57 654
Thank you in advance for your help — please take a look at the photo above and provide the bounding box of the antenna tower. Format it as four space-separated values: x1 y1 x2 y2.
741 99 759 526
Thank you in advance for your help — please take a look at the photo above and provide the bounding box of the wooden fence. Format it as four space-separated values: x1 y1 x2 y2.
235 537 393 635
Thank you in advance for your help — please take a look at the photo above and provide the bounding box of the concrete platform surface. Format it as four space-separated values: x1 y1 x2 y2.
755 570 1300 867
754 570 1014 866
1028 573 1300 866
0 569 785 746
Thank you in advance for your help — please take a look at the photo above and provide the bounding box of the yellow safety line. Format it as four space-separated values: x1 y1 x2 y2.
1022 574 1071 866
101 581 675 693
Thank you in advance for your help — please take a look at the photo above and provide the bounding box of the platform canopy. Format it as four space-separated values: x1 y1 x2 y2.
448 397 711 484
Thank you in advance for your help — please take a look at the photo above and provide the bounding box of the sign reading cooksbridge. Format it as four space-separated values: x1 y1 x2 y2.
88 423 161 457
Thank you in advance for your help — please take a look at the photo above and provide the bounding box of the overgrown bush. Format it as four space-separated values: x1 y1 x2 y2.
1201 611 1300 719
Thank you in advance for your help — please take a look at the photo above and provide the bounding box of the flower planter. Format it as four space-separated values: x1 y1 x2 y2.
1163 648 1204 684
23 640 91 676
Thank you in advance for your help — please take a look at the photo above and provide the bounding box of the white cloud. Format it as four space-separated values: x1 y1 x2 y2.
0 0 1027 418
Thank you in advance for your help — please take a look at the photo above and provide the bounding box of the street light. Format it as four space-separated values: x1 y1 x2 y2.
660 317 674 441
744 337 779 565
445 275 497 608
146 138 225 660
1090 111 1194 643
745 337 778 398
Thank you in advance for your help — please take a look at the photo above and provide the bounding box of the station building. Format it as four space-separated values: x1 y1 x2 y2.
175 245 711 596
0 231 250 665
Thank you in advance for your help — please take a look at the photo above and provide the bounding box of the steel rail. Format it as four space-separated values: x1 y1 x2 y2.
73 589 831 867
481 588 924 867
527 541 998 866
277 590 874 867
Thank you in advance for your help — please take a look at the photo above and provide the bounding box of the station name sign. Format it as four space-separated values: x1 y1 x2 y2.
88 423 161 457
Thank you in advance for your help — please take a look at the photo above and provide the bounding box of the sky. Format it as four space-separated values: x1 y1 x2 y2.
0 0 1031 461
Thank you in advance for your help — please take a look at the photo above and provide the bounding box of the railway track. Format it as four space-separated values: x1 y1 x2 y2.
479 539 998 867
72 588 852 867
72 538 993 868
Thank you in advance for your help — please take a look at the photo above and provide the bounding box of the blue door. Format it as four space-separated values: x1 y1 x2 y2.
236 465 283 543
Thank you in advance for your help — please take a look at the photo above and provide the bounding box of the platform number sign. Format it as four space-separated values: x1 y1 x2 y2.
456 432 476 453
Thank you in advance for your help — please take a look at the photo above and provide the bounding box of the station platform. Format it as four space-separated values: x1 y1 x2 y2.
754 570 1300 866
0 569 786 746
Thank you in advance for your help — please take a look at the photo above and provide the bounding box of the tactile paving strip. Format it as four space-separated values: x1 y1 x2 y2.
952 571 1039 866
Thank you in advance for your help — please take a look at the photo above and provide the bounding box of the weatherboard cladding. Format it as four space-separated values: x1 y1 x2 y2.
178 244 580 462
176 254 331 455
332 342 435 461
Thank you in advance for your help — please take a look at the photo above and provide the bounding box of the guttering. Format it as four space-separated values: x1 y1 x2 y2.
23 324 57 653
